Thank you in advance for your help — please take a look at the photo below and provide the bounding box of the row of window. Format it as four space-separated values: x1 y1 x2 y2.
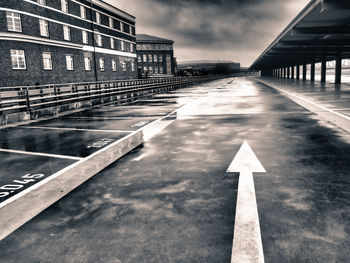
141 65 165 74
138 54 171 63
136 44 173 51
10 49 135 72
35 0 134 35
6 12 134 52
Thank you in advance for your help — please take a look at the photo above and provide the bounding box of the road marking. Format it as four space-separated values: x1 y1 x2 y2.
274 87 350 121
0 103 185 240
19 126 133 133
0 148 82 161
227 140 266 263
257 79 350 133
132 121 149 127
62 116 134 120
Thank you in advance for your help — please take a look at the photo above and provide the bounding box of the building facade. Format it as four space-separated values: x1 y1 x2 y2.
136 34 176 77
0 0 137 87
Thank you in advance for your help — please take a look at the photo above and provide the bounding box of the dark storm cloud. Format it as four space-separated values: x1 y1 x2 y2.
145 0 292 48
108 0 309 65
153 0 271 7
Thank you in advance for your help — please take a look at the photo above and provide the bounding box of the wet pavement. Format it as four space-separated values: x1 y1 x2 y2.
1 77 350 262
0 152 76 201
0 127 128 158
23 116 159 131
258 77 350 118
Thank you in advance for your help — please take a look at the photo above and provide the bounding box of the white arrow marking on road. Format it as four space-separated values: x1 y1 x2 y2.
227 140 266 263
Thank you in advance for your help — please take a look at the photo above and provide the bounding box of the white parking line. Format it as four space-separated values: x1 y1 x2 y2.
19 126 133 133
0 148 82 161
0 103 183 240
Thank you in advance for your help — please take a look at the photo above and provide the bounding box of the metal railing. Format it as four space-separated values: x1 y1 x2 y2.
0 76 217 116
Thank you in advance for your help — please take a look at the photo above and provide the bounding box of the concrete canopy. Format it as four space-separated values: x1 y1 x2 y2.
250 0 350 70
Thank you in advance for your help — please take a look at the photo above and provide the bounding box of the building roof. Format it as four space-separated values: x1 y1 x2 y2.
136 34 174 44
250 0 350 70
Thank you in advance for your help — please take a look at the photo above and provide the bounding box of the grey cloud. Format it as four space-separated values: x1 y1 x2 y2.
107 0 310 66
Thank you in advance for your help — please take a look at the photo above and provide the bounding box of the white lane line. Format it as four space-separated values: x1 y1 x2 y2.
274 87 350 121
257 79 350 133
227 141 266 263
19 126 133 133
0 148 82 161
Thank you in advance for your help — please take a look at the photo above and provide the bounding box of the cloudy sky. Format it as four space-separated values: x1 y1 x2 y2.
105 0 310 67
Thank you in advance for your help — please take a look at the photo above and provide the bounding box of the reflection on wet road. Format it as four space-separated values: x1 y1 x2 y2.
1 77 350 262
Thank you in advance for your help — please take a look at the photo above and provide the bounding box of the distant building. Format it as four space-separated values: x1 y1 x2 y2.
136 34 176 77
178 61 240 75
0 0 137 87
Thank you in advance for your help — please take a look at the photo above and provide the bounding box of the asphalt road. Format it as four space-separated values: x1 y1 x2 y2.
1 77 349 262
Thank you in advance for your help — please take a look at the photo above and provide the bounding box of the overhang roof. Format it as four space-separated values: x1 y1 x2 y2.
250 0 350 70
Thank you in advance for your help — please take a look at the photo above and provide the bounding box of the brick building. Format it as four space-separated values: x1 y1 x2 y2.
136 34 176 77
0 0 137 87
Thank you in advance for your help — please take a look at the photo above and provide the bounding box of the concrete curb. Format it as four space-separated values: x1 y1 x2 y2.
0 110 176 241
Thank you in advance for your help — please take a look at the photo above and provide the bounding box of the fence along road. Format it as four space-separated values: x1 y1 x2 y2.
0 76 221 125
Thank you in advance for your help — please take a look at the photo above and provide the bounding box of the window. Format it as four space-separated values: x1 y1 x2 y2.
6 12 22 32
154 66 158 74
130 44 134 53
136 44 141 50
121 41 125 51
109 17 113 28
99 58 105 71
159 67 163 74
148 54 152 62
143 54 147 62
121 61 126 71
11 50 26 69
82 30 88 44
123 24 129 33
143 66 147 72
137 56 141 63
153 54 158 62
61 0 68 13
39 19 49 37
37 0 46 5
110 38 115 49
66 55 74 70
80 6 86 19
112 59 117 71
42 52 52 70
84 56 91 71
63 25 70 41
96 12 101 24
159 54 163 62
96 34 102 47
131 62 135 72
148 66 153 73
